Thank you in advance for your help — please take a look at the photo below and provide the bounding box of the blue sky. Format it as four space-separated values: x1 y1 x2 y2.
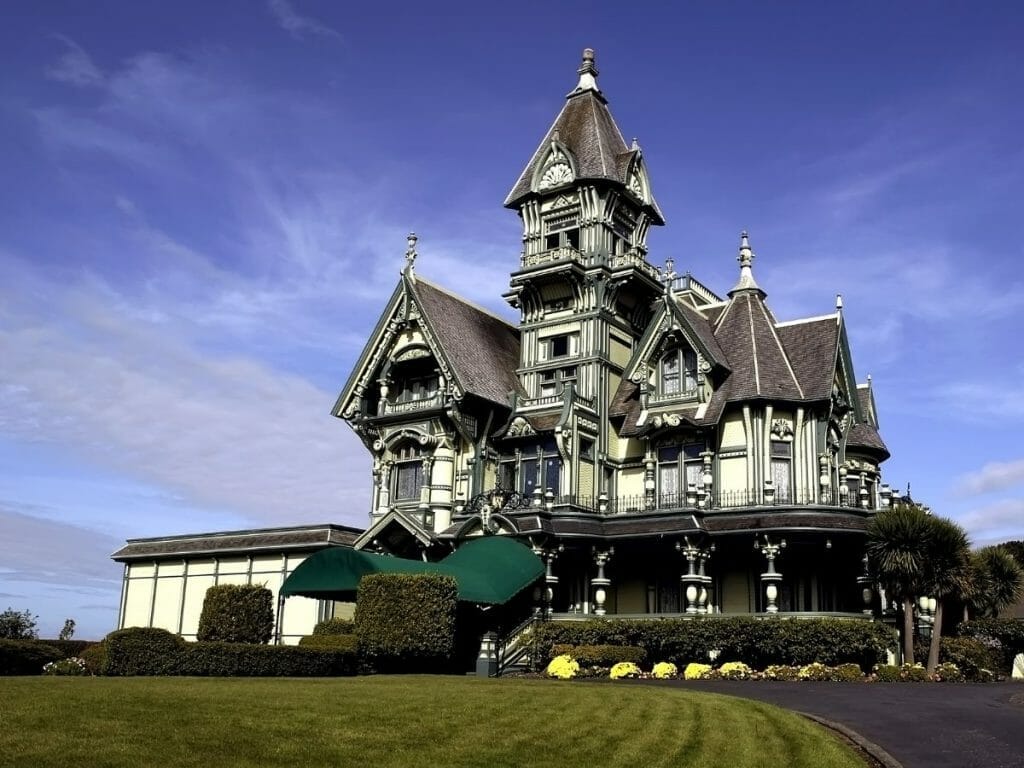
1 1 1022 639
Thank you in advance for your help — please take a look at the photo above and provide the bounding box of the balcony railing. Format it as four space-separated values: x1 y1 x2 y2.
519 487 876 515
381 392 443 415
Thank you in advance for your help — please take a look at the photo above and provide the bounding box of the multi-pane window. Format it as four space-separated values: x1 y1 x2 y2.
498 439 561 497
657 443 704 507
396 375 438 402
539 366 577 397
393 444 424 501
661 347 698 395
770 441 791 501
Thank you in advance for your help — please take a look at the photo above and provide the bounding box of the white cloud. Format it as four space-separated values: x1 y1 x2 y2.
954 459 1024 496
957 497 1024 543
267 0 342 41
46 34 104 87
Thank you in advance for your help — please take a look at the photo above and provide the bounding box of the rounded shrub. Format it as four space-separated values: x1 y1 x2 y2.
609 661 640 679
683 662 712 680
312 617 355 636
546 654 579 679
197 585 274 644
718 661 753 680
102 627 185 676
652 661 678 679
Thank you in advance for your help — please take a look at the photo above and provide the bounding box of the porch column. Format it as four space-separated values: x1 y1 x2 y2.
856 554 874 616
677 538 701 614
591 548 613 616
533 543 563 618
697 546 714 614
755 535 786 613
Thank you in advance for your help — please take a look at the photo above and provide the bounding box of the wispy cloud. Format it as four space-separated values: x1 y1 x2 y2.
46 34 104 87
266 0 342 42
957 497 1024 543
954 459 1024 496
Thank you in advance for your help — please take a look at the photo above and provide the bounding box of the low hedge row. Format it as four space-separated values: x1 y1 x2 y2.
0 639 65 675
550 644 646 667
100 628 357 677
531 617 894 671
298 633 359 652
32 639 96 658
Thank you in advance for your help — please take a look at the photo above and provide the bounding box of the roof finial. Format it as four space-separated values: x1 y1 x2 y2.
662 257 677 295
730 230 761 293
836 293 843 312
403 232 418 279
574 48 599 93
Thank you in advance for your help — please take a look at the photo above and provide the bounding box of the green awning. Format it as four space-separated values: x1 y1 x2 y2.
280 536 544 605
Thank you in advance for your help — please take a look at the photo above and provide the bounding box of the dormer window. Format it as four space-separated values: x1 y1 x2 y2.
661 347 698 396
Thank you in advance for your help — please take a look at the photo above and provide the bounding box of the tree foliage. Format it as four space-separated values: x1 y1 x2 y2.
968 546 1024 618
0 608 39 640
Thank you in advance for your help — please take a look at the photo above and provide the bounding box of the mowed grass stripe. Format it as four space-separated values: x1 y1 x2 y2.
0 677 867 768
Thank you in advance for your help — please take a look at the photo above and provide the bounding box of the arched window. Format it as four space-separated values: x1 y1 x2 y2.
660 347 698 396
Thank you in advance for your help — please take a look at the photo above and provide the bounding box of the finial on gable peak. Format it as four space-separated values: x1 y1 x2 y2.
573 48 600 94
403 232 418 280
836 293 843 312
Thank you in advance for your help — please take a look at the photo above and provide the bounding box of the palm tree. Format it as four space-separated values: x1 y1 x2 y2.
866 503 933 664
968 546 1024 619
921 516 972 675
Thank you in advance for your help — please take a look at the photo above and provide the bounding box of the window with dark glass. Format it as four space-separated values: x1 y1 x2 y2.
660 347 698 395
539 366 576 397
500 439 561 497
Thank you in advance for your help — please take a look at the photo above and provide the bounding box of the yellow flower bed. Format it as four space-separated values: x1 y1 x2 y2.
545 654 580 680
609 661 640 679
684 662 712 680
718 661 753 679
652 661 678 679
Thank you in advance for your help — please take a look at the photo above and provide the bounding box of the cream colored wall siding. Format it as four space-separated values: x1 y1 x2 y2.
122 566 155 629
618 467 645 498
577 462 594 501
720 414 745 448
151 572 184 632
718 457 746 495
180 574 216 639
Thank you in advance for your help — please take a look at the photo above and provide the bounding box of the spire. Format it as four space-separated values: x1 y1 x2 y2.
570 48 599 96
729 231 762 295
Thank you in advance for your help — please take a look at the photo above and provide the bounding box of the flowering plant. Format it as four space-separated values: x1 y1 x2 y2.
763 664 800 681
43 657 88 676
683 662 713 680
651 661 678 679
933 662 964 682
798 662 830 681
546 654 580 680
609 661 640 680
718 661 753 680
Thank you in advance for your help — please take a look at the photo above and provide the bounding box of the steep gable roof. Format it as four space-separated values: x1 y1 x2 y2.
412 278 524 406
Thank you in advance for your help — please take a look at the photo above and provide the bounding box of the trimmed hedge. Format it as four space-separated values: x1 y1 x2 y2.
312 617 355 636
0 639 65 675
551 644 646 667
80 642 107 675
958 618 1024 674
531 617 894 671
175 642 357 677
355 573 458 672
103 627 186 676
299 633 359 652
197 584 274 644
33 639 96 658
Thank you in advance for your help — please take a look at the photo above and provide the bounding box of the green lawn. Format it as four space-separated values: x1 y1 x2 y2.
0 676 866 768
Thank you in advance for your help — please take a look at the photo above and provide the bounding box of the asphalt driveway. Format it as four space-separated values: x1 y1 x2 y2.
653 680 1024 768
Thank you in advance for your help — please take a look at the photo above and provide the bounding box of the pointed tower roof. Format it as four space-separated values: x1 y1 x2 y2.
504 49 665 224
729 231 763 295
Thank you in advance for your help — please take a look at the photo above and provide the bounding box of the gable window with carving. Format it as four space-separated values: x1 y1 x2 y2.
384 356 440 414
660 346 698 398
498 438 562 499
392 443 425 503
657 442 704 508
